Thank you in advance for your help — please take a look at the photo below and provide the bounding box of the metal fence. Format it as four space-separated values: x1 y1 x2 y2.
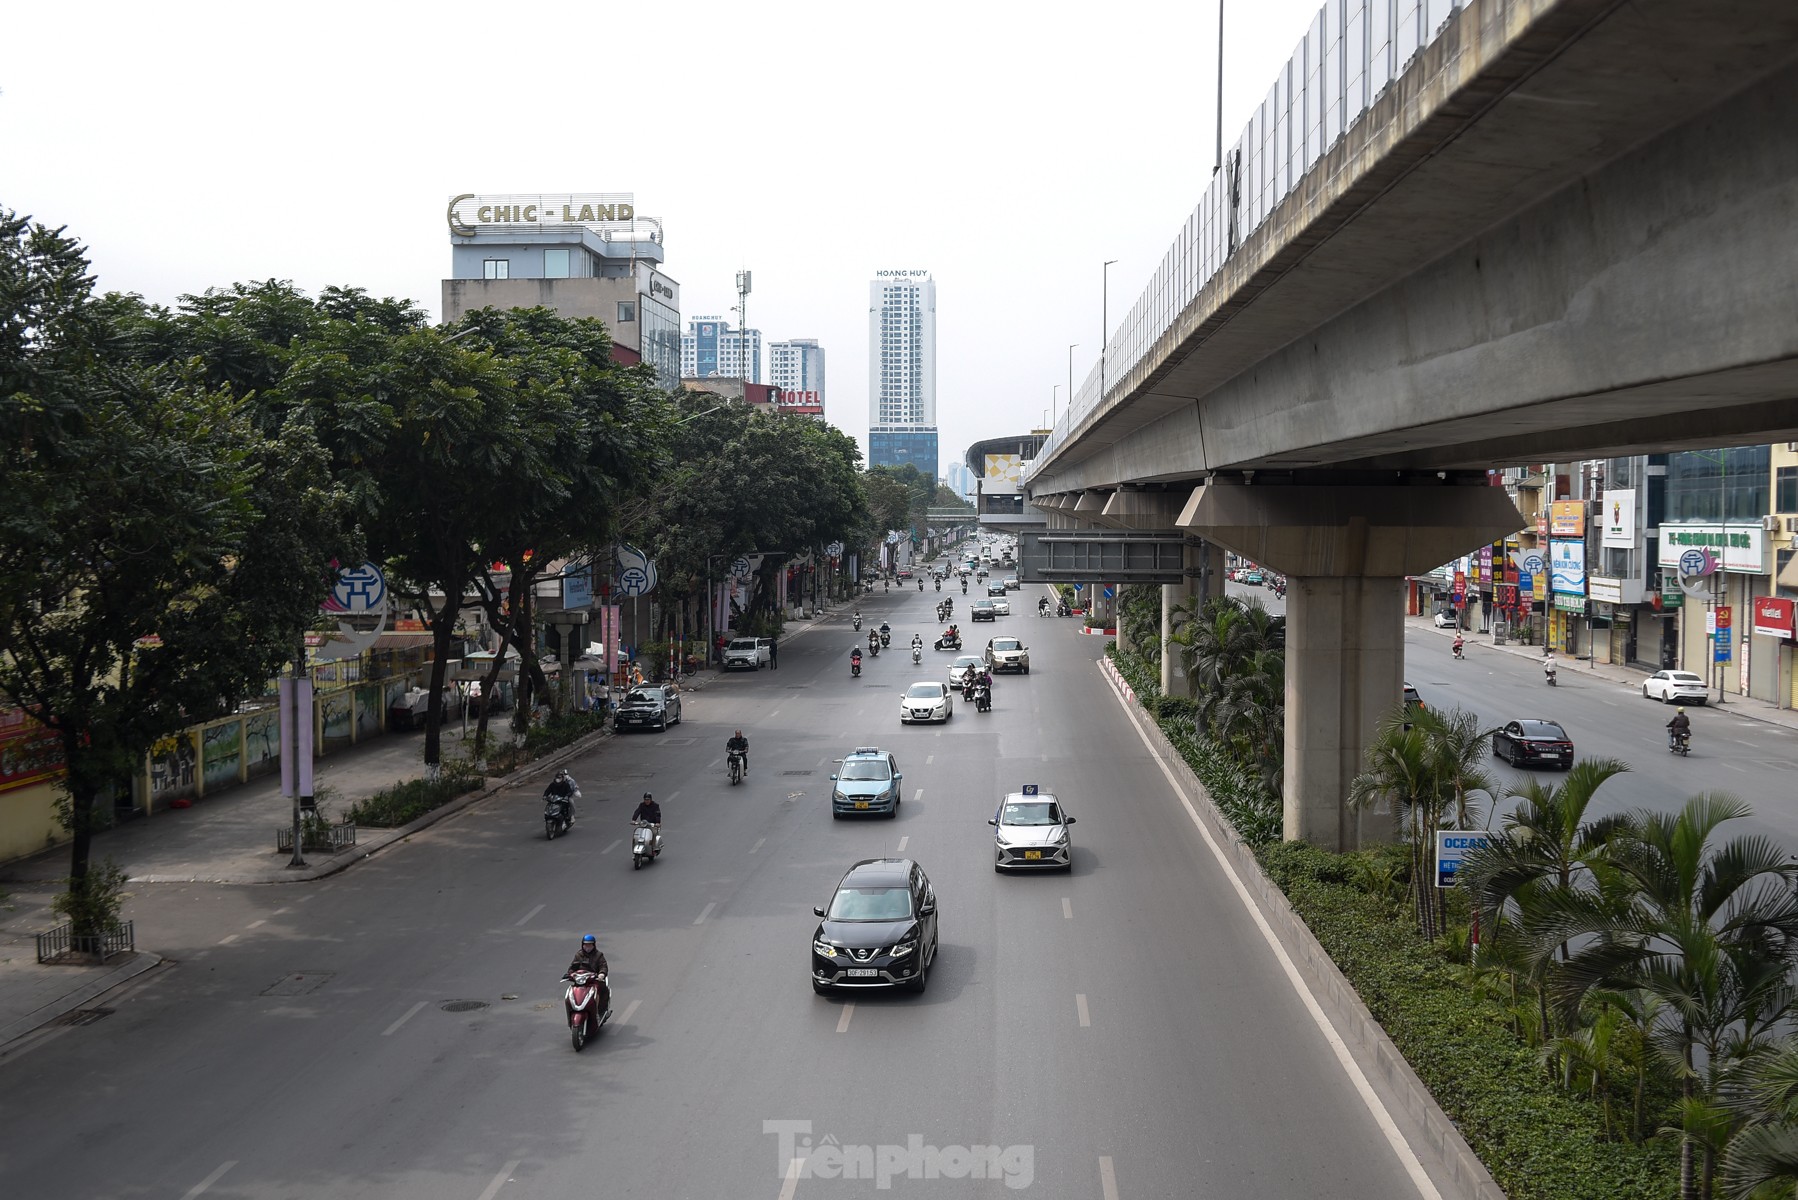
36 920 136 964
1034 0 1471 469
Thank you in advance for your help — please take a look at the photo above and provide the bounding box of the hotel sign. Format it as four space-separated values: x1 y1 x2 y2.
448 193 637 236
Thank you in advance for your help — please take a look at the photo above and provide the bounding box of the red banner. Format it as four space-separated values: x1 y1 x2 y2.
1753 597 1794 640
0 708 66 794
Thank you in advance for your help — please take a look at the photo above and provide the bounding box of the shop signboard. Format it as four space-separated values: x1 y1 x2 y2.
1753 597 1795 641
1554 593 1587 613
1550 500 1586 537
1657 526 1766 574
1588 576 1624 605
1715 626 1733 662
1601 489 1637 548
1549 539 1587 594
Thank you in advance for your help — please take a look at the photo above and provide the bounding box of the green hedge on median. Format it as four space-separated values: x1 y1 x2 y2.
1257 841 1678 1200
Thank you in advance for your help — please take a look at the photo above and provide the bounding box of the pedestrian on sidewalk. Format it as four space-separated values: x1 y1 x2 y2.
769 637 779 669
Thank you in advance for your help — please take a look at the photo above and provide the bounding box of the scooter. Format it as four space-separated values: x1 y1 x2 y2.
912 645 922 664
935 580 941 591
851 655 862 677
563 968 611 1051
961 580 968 594
880 630 891 648
1038 601 1051 617
869 639 881 658
1544 664 1557 687
934 634 961 651
631 819 661 869
544 786 579 840
728 748 746 785
853 616 862 632
1669 731 1691 757
1452 640 1465 661
918 579 924 592
975 683 992 713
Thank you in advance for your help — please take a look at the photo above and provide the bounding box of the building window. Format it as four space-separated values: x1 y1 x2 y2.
617 301 637 324
544 249 571 278
483 258 509 280
1779 466 1798 514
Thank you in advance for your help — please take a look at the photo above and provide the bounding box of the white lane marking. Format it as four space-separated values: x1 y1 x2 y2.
1076 994 1091 1027
666 791 681 802
927 754 935 764
1105 664 1444 1200
1099 1156 1120 1200
694 902 717 925
299 894 317 902
769 709 783 721
475 1159 522 1200
897 836 909 852
617 998 641 1026
777 1157 805 1200
1062 897 1073 920
180 1161 237 1199
272 907 290 915
245 919 266 929
750 837 767 854
913 788 923 801
601 839 621 855
515 903 545 926
383 1001 428 1037
217 934 239 946
1732 738 1760 748
1722 761 1749 773
837 1004 855 1033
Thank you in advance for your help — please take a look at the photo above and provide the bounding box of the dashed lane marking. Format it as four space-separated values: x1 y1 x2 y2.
217 934 238 946
180 1161 237 1199
515 904 544 926
618 999 641 1027
1099 1156 1119 1200
475 1159 522 1200
897 836 909 852
1076 994 1090 1027
751 837 767 854
601 839 621 855
694 902 717 926
383 1001 427 1037
837 1003 854 1033
1062 897 1073 919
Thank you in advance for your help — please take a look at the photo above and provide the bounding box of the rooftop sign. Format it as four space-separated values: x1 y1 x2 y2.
448 193 638 236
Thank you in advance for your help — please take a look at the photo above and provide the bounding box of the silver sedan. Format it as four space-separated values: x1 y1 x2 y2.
990 792 1075 871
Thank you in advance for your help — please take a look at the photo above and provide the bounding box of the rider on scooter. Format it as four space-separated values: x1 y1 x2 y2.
564 934 611 1015
1543 650 1557 684
1452 634 1465 659
725 730 749 777
545 768 578 823
1667 707 1692 746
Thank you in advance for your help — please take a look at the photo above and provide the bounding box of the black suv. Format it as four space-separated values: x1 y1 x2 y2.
811 859 940 995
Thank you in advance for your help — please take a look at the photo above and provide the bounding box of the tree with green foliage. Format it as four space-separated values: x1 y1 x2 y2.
0 214 351 927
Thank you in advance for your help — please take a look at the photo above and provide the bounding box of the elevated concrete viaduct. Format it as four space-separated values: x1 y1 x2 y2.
1024 0 1798 848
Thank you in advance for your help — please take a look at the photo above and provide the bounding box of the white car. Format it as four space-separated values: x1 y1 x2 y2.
1432 611 1459 629
990 790 1075 871
723 637 771 670
989 596 1011 616
1642 670 1708 705
900 682 953 724
947 655 986 688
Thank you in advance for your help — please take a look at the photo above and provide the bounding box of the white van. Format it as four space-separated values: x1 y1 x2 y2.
723 637 771 670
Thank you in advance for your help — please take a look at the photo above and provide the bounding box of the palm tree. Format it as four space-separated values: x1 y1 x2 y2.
1347 708 1439 935
1720 1040 1798 1199
1536 795 1798 1200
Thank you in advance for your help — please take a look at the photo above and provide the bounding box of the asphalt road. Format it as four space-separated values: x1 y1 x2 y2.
0 574 1433 1200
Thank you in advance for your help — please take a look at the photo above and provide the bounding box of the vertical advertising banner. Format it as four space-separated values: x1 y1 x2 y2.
1601 489 1637 548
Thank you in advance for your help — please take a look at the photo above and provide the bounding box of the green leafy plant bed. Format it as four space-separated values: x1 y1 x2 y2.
347 771 482 829
1257 842 1678 1200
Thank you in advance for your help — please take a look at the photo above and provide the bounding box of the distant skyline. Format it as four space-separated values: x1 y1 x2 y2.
2 0 1332 469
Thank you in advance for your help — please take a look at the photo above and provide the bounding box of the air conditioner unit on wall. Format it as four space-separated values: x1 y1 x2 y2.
1787 516 1798 534
1762 514 1781 531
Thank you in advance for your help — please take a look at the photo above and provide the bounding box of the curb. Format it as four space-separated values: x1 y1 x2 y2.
0 951 164 1049
1095 655 1506 1200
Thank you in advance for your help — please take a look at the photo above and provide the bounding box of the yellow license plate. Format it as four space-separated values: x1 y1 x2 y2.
855 802 869 809
1024 850 1042 860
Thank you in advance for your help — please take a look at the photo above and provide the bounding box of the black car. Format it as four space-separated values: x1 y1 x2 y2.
970 599 997 622
1493 719 1573 769
614 685 682 732
811 858 940 995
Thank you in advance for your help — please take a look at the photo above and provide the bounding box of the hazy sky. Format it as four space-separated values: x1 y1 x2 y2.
4 0 1325 471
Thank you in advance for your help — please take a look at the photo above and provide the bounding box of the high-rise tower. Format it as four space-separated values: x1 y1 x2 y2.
867 270 938 480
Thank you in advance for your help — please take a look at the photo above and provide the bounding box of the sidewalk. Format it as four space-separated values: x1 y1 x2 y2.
1409 615 1798 734
0 601 853 1047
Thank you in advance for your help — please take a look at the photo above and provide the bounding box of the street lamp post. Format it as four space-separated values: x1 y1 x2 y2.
1052 384 1059 426
1102 260 1118 399
1067 344 1078 418
1214 0 1225 176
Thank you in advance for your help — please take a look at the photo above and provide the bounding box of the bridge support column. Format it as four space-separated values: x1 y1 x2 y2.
1178 482 1523 850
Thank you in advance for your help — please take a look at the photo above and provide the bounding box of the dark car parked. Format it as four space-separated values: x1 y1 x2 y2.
613 685 682 732
811 858 939 995
1493 719 1574 770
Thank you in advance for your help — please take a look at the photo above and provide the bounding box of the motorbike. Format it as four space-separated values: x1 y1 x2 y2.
1452 641 1465 660
543 785 579 840
961 679 976 704
853 616 862 631
1038 601 1050 617
631 819 661 869
869 638 881 658
918 579 924 591
975 683 992 713
961 580 968 594
911 645 922 664
1544 665 1557 687
728 748 746 785
880 630 891 648
935 579 941 591
1669 730 1691 757
563 968 611 1051
851 655 862 677
934 633 961 651
1056 602 1072 617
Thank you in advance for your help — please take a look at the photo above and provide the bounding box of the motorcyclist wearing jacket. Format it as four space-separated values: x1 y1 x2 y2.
1667 707 1692 744
545 769 578 822
566 933 608 978
725 730 749 777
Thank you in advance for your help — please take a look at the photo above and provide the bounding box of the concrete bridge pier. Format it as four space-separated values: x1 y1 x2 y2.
1177 482 1522 850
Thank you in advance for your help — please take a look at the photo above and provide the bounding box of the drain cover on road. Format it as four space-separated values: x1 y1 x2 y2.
440 1000 488 1013
54 1007 113 1026
262 972 332 997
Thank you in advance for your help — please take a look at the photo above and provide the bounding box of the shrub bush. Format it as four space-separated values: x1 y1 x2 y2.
348 767 482 828
1256 841 1679 1200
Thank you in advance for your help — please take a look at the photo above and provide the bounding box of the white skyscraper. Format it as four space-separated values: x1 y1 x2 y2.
680 317 762 382
868 271 938 479
769 338 826 411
